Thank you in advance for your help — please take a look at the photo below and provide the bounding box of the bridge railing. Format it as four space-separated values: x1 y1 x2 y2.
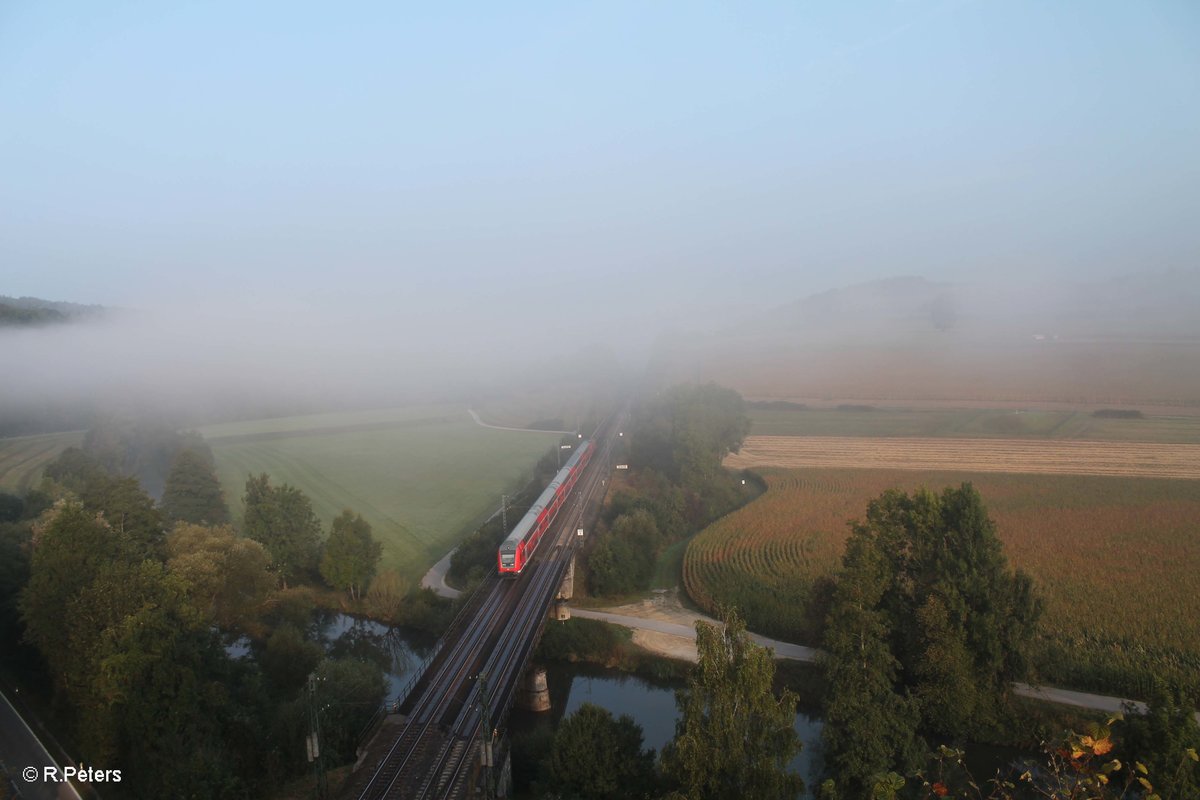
393 574 497 715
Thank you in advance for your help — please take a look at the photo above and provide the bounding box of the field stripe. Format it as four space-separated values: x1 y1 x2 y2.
725 436 1200 479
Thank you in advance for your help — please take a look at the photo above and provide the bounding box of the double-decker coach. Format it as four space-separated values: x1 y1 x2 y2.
498 440 593 576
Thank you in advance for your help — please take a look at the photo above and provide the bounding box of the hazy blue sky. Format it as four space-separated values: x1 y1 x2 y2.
2 0 1198 328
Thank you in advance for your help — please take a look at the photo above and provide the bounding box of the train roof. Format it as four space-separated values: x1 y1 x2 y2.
499 439 591 549
561 439 591 471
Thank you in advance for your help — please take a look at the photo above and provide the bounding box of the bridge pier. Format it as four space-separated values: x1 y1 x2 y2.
515 666 551 712
557 554 575 600
551 598 570 621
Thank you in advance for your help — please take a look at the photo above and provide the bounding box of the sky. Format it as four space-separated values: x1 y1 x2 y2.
2 0 1199 352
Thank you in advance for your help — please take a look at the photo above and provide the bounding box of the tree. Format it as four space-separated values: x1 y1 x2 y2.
242 473 322 588
820 536 920 797
308 658 386 766
1121 681 1200 799
89 580 246 798
588 509 660 597
40 447 164 557
21 500 138 691
630 383 750 490
78 474 166 558
320 510 382 600
539 703 658 800
818 484 1041 791
930 293 957 332
42 446 107 492
662 609 803 800
260 624 323 699
167 523 274 629
161 448 229 525
365 569 409 622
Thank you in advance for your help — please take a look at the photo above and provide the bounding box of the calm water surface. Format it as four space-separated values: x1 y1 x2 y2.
229 614 1027 793
508 662 826 790
225 611 437 699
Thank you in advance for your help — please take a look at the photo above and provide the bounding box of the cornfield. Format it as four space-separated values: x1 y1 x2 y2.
684 468 1200 698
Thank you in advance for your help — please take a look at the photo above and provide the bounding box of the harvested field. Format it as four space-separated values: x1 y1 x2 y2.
726 435 1200 479
748 406 1200 443
0 430 84 493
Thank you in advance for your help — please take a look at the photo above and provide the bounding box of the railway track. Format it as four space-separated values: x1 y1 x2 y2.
344 410 626 799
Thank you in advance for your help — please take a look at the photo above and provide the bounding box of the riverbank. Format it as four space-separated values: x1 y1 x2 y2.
571 589 1200 724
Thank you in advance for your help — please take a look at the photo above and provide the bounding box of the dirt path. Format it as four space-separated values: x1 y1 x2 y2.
467 409 573 434
726 435 1200 478
575 596 1200 721
420 548 462 599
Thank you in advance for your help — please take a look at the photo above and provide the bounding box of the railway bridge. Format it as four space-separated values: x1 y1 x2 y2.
338 416 622 799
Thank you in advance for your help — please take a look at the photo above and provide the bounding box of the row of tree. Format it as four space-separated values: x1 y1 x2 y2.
819 484 1042 795
1 428 399 796
816 483 1200 799
585 383 752 599
530 482 1200 799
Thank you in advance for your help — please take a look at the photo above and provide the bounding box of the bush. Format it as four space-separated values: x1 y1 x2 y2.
537 618 631 662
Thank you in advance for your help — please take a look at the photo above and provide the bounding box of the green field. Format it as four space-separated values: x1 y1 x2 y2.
198 406 562 582
0 431 85 493
749 406 1200 443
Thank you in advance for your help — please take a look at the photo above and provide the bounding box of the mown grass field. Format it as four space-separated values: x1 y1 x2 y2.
684 468 1200 694
0 431 84 493
749 406 1200 443
198 406 561 582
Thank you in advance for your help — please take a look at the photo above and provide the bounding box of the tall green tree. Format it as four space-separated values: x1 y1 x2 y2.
662 609 803 800
631 383 750 490
89 577 247 798
539 703 658 800
21 500 137 692
167 523 274 629
819 484 1041 791
42 448 165 557
242 473 322 588
320 510 382 600
854 484 1041 714
161 448 230 525
78 473 165 558
820 536 920 798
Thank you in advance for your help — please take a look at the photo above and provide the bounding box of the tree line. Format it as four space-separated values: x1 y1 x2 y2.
0 422 426 797
521 481 1200 799
585 383 753 599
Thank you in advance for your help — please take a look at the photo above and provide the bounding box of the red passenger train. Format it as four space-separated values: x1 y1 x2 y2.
497 439 593 576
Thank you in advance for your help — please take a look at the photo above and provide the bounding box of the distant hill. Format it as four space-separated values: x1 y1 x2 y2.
0 295 105 327
654 270 1200 408
738 270 1200 341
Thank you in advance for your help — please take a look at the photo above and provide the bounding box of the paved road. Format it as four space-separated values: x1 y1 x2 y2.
467 409 573 434
420 548 462 599
572 608 1200 722
0 689 82 800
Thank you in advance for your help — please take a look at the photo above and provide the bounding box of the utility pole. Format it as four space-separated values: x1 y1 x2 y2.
501 494 508 536
306 673 328 800
477 672 495 799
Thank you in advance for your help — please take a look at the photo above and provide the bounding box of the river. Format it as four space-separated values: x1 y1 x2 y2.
239 613 1026 796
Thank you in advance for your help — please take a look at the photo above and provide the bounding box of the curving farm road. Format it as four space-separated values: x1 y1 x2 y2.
573 606 1200 723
